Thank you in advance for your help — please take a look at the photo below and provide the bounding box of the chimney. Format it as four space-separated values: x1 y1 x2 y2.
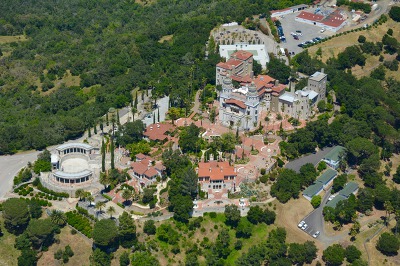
275 79 279 86
209 168 211 172
321 68 324 73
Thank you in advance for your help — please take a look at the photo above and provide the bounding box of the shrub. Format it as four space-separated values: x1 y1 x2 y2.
33 179 69 198
65 211 93 238
209 212 217 218
389 6 400 22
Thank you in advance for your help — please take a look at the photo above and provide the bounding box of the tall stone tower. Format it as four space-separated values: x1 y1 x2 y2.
245 82 260 130
219 75 233 122
308 68 327 101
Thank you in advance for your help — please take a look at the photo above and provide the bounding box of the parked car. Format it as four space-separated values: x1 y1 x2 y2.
298 221 305 228
312 231 320 238
294 35 299 40
298 43 304 47
320 28 326 33
301 224 308 230
290 32 297 36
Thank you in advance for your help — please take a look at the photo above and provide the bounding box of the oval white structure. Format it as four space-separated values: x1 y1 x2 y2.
52 143 94 184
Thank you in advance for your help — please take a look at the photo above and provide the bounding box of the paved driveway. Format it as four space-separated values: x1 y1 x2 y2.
0 151 40 200
300 188 331 240
285 146 335 173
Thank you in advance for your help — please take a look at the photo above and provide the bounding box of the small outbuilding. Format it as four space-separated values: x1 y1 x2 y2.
322 146 345 169
303 182 324 201
316 168 337 188
339 182 359 198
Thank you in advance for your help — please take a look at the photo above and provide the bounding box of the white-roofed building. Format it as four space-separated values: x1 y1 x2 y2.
277 69 326 120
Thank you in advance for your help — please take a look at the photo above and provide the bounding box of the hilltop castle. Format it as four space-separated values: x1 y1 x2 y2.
216 50 327 129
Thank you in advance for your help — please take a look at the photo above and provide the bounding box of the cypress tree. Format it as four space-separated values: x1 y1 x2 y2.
106 114 109 126
157 108 160 122
94 123 97 134
101 139 105 172
110 138 115 170
153 113 156 124
134 92 138 108
88 127 91 138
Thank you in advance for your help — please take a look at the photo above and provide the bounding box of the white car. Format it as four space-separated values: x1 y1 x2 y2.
312 231 320 238
298 221 305 228
320 28 326 33
301 224 308 230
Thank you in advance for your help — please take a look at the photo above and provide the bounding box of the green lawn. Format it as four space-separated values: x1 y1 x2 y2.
0 217 20 266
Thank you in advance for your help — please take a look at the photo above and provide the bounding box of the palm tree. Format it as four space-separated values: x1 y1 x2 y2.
106 206 116 219
75 189 85 201
87 195 95 207
95 201 106 214
121 189 132 205
99 172 109 190
50 210 67 227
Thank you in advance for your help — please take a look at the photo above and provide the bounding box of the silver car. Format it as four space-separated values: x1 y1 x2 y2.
312 231 320 238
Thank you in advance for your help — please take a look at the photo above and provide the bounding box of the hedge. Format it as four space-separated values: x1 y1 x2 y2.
33 178 69 198
65 211 93 238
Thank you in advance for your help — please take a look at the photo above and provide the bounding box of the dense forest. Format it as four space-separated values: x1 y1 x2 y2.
0 0 313 154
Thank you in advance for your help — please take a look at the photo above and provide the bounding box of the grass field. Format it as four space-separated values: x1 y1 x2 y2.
158 34 173 43
0 217 20 266
307 18 400 80
0 35 27 44
38 226 92 266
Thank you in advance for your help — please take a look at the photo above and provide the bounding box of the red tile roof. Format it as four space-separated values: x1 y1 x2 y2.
198 161 236 181
231 50 253 61
225 99 246 109
297 11 324 22
130 161 148 175
272 84 287 94
297 10 346 29
231 74 252 84
226 58 244 67
144 168 158 178
323 10 346 28
217 62 233 70
143 123 175 141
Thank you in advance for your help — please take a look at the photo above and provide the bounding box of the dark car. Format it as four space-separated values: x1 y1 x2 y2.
294 35 299 40
298 43 304 47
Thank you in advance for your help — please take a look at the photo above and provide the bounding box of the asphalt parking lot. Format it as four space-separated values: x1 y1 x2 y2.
276 7 334 55
298 188 332 240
